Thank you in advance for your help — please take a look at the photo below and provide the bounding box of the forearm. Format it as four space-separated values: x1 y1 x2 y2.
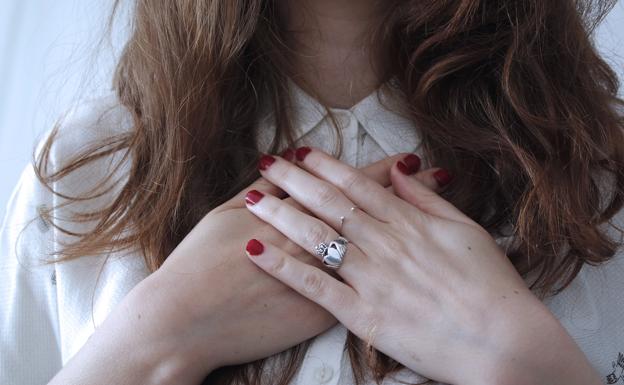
47 275 213 385
471 301 601 385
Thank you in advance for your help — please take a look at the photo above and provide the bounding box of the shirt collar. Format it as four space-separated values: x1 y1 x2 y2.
288 78 422 156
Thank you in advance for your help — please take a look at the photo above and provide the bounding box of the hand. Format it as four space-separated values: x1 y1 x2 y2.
151 152 430 373
48 151 446 385
243 147 603 385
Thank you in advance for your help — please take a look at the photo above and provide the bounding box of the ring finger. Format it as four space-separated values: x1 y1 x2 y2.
258 154 380 234
245 189 366 281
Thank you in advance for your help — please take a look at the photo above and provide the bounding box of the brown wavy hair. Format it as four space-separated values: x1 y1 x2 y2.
33 0 624 384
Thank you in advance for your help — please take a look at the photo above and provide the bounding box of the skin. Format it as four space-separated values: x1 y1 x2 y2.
245 148 603 385
47 1 602 384
46 155 446 385
283 0 385 108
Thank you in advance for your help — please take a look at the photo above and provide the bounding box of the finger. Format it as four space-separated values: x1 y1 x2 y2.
219 177 284 210
244 189 368 280
292 147 419 222
257 154 379 231
224 149 301 209
282 153 417 210
358 152 413 187
244 238 361 327
385 167 445 194
390 163 478 226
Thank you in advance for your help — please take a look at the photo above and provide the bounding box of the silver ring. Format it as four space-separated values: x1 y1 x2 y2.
315 236 349 270
339 206 357 230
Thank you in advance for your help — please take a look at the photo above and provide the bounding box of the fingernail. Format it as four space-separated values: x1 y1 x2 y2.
433 169 453 187
281 148 295 162
397 161 411 175
295 146 311 161
403 154 421 173
245 190 264 205
258 154 276 170
246 239 264 256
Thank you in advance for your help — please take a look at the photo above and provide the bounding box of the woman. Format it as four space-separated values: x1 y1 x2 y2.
1 0 623 384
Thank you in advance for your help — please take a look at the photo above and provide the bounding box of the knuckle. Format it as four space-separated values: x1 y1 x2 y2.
352 303 382 340
303 223 331 248
306 152 323 170
337 170 363 192
302 270 325 297
314 184 339 207
269 255 287 275
379 232 405 256
328 288 352 311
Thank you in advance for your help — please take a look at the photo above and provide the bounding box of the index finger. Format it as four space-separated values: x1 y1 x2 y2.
282 152 412 210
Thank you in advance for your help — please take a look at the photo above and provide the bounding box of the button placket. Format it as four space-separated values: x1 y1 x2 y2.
313 363 335 384
331 109 358 167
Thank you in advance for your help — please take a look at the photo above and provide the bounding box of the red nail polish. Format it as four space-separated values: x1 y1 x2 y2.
246 239 264 256
433 169 453 187
245 190 264 205
259 154 276 170
402 154 421 174
295 146 311 161
397 161 411 175
281 148 295 162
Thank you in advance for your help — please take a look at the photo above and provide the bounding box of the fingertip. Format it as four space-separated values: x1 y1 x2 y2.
245 238 264 256
281 148 295 162
393 154 421 176
245 190 265 206
433 169 453 187
403 154 421 173
295 146 312 161
396 161 408 175
258 154 276 171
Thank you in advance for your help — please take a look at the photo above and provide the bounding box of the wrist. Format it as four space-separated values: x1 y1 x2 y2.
121 273 218 383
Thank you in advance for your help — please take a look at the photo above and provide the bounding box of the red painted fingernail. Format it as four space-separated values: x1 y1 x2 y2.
295 146 311 161
245 190 264 205
397 161 411 175
246 239 264 256
281 148 295 162
258 154 276 170
402 154 421 173
433 169 453 186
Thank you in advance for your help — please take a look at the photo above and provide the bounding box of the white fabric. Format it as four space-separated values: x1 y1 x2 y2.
1 82 624 385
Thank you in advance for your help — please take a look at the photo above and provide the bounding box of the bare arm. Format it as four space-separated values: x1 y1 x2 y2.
47 274 213 385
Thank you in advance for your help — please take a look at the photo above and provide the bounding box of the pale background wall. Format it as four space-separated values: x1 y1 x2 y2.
0 0 128 221
1 0 624 222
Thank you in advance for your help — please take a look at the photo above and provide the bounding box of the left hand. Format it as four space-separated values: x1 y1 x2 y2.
243 147 602 385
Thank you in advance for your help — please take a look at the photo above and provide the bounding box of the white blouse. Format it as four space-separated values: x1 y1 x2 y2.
1 81 624 385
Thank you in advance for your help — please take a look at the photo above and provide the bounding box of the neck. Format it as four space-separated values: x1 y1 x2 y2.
281 0 386 109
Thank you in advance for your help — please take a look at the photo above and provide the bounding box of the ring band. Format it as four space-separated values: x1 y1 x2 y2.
339 206 357 230
314 236 349 270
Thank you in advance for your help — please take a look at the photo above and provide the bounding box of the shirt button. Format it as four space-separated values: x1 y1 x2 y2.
313 363 335 384
36 204 51 232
